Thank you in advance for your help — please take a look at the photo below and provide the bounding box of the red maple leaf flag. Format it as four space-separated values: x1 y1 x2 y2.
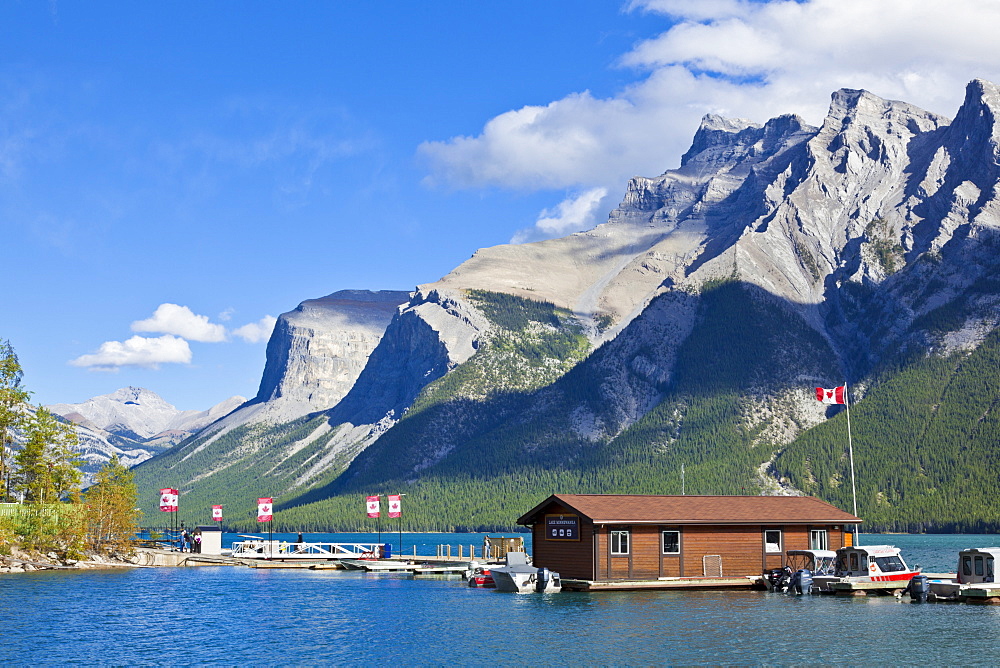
212 505 223 521
159 488 178 512
816 386 847 405
257 498 273 522
366 495 380 518
388 494 401 518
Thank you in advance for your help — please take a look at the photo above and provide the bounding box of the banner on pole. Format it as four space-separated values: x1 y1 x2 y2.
388 494 401 518
212 505 223 521
159 488 178 512
366 495 380 518
257 498 273 522
815 386 846 405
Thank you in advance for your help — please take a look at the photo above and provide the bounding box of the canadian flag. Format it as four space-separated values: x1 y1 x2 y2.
366 495 380 518
212 505 223 521
159 488 178 512
816 386 847 405
388 494 402 518
257 498 273 522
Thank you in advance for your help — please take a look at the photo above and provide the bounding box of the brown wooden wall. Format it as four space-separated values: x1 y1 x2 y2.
530 503 596 580
530 513 851 581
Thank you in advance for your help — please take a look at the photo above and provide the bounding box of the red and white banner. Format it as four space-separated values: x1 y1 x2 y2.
366 495 380 518
159 488 178 512
212 505 223 521
388 494 402 518
816 386 847 405
257 497 273 522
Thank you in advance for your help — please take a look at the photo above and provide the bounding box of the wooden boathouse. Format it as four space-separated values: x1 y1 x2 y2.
517 494 861 589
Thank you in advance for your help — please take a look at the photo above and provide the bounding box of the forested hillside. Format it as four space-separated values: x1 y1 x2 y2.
237 282 845 531
774 328 1000 532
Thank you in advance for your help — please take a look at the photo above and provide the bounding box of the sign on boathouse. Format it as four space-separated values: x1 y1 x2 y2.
545 514 580 541
517 494 862 582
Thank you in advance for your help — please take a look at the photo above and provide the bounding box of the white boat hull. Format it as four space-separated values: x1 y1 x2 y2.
491 568 561 593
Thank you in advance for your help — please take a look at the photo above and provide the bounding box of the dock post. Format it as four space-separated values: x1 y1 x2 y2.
413 545 417 557
447 545 451 558
459 545 463 559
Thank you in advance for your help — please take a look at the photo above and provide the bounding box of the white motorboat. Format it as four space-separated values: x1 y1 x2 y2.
925 547 1000 602
490 552 561 593
764 549 836 592
812 544 920 592
766 545 919 594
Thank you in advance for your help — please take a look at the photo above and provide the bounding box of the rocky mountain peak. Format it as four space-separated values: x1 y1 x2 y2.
254 289 410 412
680 114 762 168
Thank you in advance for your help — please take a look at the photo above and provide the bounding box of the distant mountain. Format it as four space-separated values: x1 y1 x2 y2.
46 387 245 478
134 80 1000 532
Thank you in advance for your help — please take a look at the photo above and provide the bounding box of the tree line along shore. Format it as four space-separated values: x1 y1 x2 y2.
1 339 141 566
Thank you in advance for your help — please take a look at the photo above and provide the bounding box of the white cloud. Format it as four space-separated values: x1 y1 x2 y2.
420 0 1000 204
232 315 277 343
131 303 227 343
69 335 192 370
511 188 610 244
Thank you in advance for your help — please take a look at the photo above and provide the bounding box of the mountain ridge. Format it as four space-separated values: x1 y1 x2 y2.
133 79 1000 531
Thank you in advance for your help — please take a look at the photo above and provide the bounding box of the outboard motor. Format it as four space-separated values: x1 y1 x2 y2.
536 567 551 592
790 569 813 595
765 567 792 592
908 574 930 603
382 543 392 559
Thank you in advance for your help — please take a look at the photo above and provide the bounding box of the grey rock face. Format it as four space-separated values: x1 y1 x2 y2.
325 288 488 427
255 290 411 409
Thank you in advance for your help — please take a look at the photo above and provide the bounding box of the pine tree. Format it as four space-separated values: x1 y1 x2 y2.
14 408 81 504
85 455 141 552
0 340 31 502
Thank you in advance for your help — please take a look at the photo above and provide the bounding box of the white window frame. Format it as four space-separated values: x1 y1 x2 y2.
610 530 630 555
662 530 680 554
810 529 829 550
764 529 782 554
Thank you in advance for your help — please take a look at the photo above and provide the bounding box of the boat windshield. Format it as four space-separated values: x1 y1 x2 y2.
873 555 907 572
815 556 836 574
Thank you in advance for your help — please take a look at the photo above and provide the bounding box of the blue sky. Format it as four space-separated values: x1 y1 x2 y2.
4 1 1000 410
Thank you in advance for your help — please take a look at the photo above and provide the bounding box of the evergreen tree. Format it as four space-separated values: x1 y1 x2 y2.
85 455 141 551
14 408 82 504
0 340 31 502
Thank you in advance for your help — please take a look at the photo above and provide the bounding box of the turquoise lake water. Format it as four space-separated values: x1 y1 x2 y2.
3 532 1000 665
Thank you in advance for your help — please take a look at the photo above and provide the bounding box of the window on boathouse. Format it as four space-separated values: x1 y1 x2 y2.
764 529 782 553
610 530 630 555
662 530 680 554
810 529 828 550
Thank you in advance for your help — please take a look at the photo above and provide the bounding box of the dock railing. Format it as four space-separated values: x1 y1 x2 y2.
231 540 388 560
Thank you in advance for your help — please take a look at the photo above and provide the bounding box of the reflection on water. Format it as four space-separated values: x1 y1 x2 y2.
2 533 1000 665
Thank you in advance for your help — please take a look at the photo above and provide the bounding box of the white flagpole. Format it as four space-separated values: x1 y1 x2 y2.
844 382 860 545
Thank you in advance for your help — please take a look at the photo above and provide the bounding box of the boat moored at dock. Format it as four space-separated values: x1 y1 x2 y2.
489 552 561 593
925 547 1000 603
811 544 921 594
764 549 836 593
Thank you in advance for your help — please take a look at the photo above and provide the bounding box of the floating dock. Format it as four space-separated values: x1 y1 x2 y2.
562 576 762 592
824 572 953 596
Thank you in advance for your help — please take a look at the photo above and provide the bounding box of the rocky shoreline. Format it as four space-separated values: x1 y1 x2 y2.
0 548 137 573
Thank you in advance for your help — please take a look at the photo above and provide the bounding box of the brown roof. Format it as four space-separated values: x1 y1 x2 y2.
517 494 861 526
